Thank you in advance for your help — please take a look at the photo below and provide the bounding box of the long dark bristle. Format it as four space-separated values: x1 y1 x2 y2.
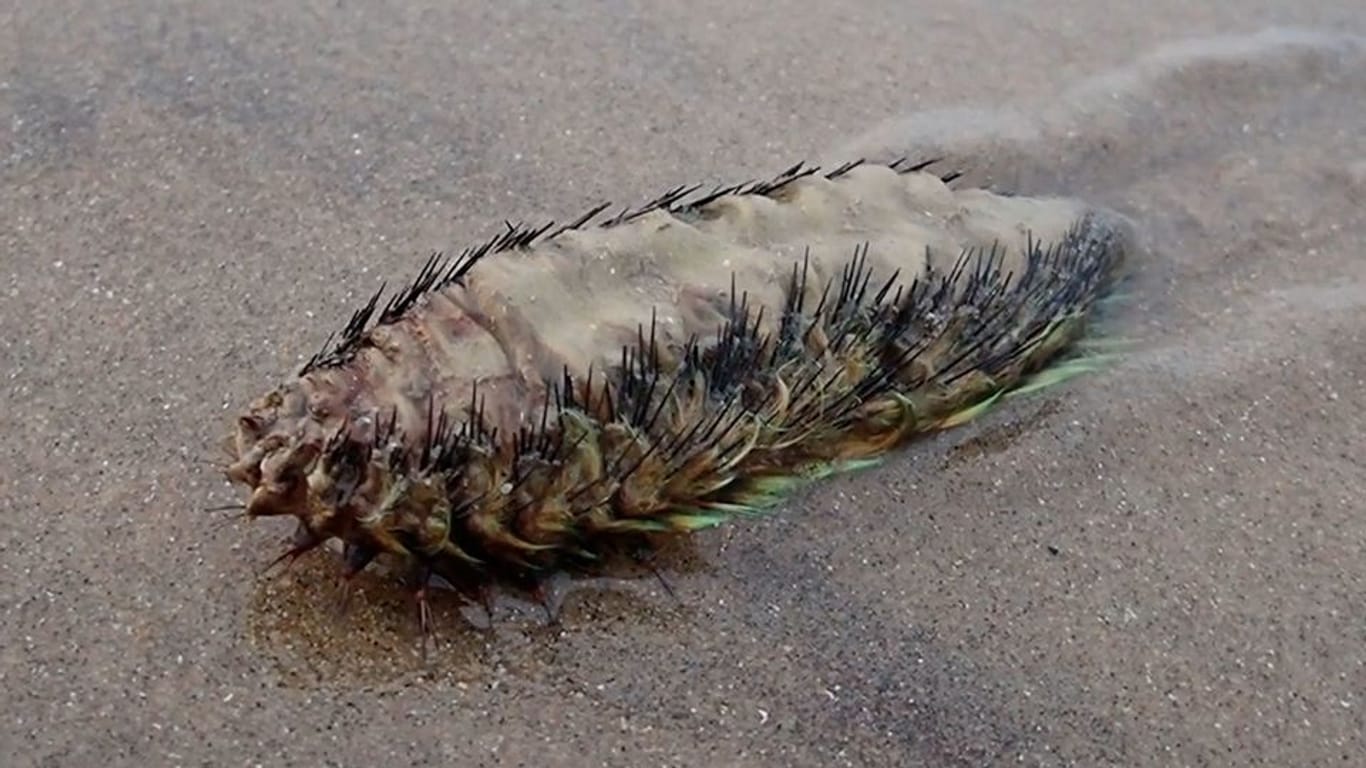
298 157 963 376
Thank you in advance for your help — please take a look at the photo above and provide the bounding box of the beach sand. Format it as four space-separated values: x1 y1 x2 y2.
2 2 1364 765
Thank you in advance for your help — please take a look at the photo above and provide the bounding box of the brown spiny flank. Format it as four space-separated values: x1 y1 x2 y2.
222 158 1132 640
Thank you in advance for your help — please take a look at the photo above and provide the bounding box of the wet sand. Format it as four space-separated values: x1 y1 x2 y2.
3 2 1365 766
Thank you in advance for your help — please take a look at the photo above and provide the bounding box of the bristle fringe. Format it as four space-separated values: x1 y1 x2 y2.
299 157 962 375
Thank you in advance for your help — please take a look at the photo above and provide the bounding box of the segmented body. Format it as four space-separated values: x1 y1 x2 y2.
224 159 1130 605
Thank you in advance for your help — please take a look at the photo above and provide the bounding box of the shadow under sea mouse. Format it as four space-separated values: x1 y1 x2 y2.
220 158 1133 641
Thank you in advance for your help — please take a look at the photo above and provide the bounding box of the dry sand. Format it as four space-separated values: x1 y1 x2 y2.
3 2 1365 766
